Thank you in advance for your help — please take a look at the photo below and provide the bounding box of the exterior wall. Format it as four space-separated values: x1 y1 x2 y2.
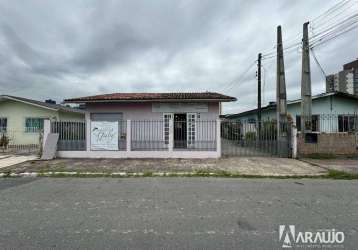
58 110 84 121
0 100 58 145
231 95 358 132
57 150 220 159
85 102 220 120
85 102 219 150
73 102 220 158
298 134 358 156
0 100 84 145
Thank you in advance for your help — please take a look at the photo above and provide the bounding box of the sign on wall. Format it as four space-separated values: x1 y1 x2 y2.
152 103 208 113
90 121 118 150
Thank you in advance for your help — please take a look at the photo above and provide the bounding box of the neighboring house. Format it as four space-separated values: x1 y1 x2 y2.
0 95 84 146
225 92 358 133
57 92 236 158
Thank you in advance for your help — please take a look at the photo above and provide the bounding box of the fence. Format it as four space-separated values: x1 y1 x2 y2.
297 114 358 156
296 114 358 133
50 120 219 153
131 120 167 151
221 120 292 157
130 120 217 151
51 121 86 151
0 128 42 154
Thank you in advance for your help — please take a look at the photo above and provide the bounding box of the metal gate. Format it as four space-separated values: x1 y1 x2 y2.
221 120 292 157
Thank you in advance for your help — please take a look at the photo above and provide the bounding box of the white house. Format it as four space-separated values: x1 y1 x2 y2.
49 92 236 158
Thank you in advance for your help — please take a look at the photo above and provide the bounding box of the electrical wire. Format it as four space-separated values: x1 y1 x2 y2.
311 0 351 24
223 0 358 96
221 61 257 93
311 21 358 48
310 48 327 79
261 0 358 58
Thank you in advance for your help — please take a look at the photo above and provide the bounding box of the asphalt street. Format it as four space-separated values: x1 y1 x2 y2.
0 178 357 250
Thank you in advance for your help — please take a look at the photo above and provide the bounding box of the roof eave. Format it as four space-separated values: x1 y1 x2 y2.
0 95 85 114
64 98 237 103
57 108 86 114
0 96 59 111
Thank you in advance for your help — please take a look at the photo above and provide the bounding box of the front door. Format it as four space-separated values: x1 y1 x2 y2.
174 114 187 148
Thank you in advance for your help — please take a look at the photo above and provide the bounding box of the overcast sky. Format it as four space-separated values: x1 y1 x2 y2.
0 0 357 113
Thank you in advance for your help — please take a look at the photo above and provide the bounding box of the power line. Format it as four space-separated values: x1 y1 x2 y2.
310 48 327 79
227 1 358 101
262 13 358 59
311 0 352 24
311 2 358 33
311 13 358 38
310 14 358 43
311 21 358 48
263 0 356 56
261 1 358 58
222 60 257 93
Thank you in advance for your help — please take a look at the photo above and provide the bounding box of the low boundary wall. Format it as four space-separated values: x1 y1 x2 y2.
298 133 358 156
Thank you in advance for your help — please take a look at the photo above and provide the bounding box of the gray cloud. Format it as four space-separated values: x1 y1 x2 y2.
0 0 356 113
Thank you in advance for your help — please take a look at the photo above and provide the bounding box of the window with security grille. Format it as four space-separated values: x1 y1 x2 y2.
296 115 320 132
338 115 357 132
25 118 44 133
0 118 7 132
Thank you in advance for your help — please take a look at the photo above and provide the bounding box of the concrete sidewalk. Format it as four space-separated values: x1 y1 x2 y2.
0 157 327 176
0 155 39 169
303 159 358 174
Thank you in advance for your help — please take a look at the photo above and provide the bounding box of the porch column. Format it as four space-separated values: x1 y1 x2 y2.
126 120 131 152
216 119 221 157
85 111 91 151
43 119 51 149
169 117 174 152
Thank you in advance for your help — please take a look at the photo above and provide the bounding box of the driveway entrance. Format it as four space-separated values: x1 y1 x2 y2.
221 120 292 157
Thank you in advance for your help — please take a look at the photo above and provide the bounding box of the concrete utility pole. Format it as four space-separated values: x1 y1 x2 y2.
257 53 262 138
276 25 288 145
301 22 312 134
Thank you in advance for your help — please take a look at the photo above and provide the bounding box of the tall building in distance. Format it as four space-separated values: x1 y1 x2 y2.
326 59 358 96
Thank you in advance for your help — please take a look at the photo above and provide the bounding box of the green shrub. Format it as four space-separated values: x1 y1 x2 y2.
0 133 10 148
245 132 256 141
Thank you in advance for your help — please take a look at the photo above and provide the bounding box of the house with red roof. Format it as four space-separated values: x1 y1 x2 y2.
48 92 236 158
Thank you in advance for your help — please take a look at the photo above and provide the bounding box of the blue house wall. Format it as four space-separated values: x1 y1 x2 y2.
227 94 358 133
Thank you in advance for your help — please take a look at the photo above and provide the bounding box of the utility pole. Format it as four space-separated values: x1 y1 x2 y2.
257 53 262 138
301 22 312 134
276 25 288 155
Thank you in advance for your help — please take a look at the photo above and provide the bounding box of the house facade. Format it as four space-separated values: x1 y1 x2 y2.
226 92 358 133
54 92 236 158
0 95 84 146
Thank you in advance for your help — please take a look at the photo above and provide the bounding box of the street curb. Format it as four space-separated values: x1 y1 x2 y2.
0 171 239 178
0 171 327 178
